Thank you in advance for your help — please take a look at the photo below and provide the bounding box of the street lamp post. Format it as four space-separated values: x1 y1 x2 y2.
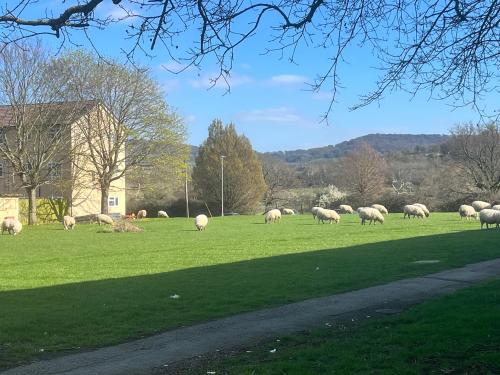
221 155 226 217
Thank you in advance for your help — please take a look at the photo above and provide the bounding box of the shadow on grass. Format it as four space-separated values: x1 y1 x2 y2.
1 230 499 369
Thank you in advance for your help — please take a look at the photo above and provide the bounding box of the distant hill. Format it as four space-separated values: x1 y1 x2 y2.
261 133 449 163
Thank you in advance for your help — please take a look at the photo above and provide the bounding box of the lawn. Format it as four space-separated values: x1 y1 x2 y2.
0 213 499 368
189 277 500 374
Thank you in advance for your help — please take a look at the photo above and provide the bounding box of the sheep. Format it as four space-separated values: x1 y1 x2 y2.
1 218 22 235
96 213 114 226
315 208 340 224
265 209 282 224
403 204 425 219
281 208 295 215
371 204 388 215
458 205 478 220
338 204 354 214
195 214 208 231
412 203 430 217
158 210 169 218
479 209 500 229
358 207 384 225
137 210 147 219
492 205 500 211
471 201 491 211
311 206 321 219
63 215 76 230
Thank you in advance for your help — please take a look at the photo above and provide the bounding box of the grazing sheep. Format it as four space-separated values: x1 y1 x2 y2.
1 218 22 235
371 204 388 215
63 215 76 230
459 205 478 220
316 208 340 224
158 210 169 218
358 207 384 225
195 214 208 231
471 201 491 211
137 210 147 219
281 208 295 215
96 213 114 226
412 203 430 217
265 209 282 224
338 204 354 214
311 206 321 219
492 205 500 211
479 209 500 229
403 205 425 219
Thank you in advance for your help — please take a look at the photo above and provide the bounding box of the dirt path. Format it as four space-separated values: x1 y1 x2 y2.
3 258 500 375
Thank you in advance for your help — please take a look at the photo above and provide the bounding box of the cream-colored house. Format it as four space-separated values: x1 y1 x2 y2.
0 101 126 218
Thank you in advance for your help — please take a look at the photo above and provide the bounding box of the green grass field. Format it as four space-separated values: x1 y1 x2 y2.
0 213 499 368
188 278 500 375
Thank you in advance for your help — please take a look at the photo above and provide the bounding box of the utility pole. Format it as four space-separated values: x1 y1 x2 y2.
221 155 226 217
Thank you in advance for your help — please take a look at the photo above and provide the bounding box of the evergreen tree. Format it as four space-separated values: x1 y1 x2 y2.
192 120 266 214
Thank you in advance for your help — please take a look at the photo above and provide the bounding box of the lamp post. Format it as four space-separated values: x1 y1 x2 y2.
185 162 189 218
221 155 226 217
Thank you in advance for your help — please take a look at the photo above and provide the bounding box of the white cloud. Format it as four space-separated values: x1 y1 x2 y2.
189 73 254 90
269 74 308 85
236 107 315 126
160 61 190 73
184 115 197 124
161 79 181 93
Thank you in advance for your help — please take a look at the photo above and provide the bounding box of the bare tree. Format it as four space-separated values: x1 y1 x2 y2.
448 122 500 199
261 157 296 210
0 42 80 224
49 51 188 214
0 1 497 118
339 142 387 206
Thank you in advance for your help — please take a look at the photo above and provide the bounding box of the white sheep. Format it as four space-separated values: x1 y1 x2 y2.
265 209 282 224
63 215 76 230
471 201 491 211
137 209 147 219
281 208 295 215
403 205 425 219
371 204 388 215
311 206 321 219
158 210 169 218
1 218 22 235
479 209 500 229
316 208 340 224
492 204 500 211
412 203 430 217
458 205 478 220
96 213 114 225
195 214 208 231
358 207 384 225
338 204 354 214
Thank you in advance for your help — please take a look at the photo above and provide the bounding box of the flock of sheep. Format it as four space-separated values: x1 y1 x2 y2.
262 200 500 229
2 200 499 236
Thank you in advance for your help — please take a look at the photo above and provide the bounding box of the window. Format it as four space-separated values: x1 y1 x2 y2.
48 162 62 179
0 162 3 178
48 125 62 140
108 196 119 207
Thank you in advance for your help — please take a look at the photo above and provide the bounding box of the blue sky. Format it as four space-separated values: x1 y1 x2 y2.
22 2 500 152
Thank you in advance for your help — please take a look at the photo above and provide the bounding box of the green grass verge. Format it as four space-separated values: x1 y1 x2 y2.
194 278 500 374
0 213 499 368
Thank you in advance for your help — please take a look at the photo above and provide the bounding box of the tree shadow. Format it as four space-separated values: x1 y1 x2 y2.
1 229 499 369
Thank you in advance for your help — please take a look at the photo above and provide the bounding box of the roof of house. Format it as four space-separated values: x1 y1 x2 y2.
0 101 98 128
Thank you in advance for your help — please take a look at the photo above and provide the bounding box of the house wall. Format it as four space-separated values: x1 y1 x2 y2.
0 197 19 220
70 105 126 218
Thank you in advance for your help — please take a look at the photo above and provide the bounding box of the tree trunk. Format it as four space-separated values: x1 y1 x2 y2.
26 187 37 225
100 184 109 214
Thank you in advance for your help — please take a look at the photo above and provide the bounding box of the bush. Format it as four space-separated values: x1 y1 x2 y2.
19 198 68 224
